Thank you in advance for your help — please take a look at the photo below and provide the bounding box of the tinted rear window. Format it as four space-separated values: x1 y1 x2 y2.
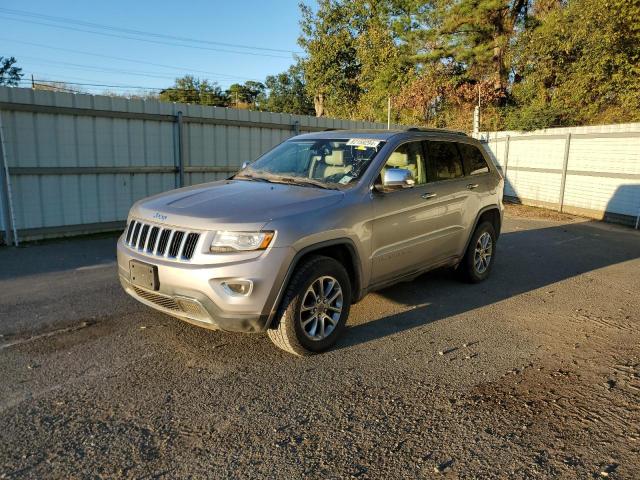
426 141 465 181
458 143 490 175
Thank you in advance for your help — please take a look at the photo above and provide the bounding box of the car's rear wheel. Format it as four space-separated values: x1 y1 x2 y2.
458 221 496 283
267 255 351 356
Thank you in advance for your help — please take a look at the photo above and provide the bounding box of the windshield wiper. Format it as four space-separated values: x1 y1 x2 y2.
233 173 275 183
235 172 337 190
275 176 337 190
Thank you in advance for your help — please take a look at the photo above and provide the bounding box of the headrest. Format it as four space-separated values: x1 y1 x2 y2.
386 151 409 167
324 150 345 166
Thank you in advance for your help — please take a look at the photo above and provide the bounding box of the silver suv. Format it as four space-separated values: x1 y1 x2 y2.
117 129 504 355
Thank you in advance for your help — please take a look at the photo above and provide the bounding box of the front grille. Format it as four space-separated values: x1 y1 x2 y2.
182 233 199 260
125 221 135 243
138 224 150 250
132 286 181 311
146 227 160 253
156 229 171 255
125 220 200 261
131 222 141 246
169 231 185 257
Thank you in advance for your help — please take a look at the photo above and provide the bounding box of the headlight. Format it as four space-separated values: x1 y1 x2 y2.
210 231 274 253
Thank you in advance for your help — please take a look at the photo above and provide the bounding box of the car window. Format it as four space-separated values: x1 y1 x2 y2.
425 140 464 181
382 141 427 185
458 143 490 175
239 138 384 187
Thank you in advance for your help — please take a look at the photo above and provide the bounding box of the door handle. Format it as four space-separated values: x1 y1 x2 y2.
421 192 437 199
466 183 479 190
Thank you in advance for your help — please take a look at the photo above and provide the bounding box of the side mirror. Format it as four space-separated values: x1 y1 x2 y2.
241 161 251 169
382 168 415 190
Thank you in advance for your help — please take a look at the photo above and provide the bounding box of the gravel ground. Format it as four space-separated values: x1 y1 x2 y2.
1 207 639 479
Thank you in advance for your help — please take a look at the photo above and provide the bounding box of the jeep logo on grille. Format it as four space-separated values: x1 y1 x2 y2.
153 212 167 221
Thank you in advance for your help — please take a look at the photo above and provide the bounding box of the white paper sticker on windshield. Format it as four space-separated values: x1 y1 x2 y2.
338 175 352 185
346 138 381 148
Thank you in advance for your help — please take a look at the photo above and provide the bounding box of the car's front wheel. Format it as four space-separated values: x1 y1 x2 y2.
267 255 351 356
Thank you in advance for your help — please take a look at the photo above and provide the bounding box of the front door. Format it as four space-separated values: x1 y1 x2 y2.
370 139 475 285
370 141 453 284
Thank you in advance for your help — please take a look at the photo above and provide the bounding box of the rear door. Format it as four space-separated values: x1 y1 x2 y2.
458 141 496 199
418 139 473 259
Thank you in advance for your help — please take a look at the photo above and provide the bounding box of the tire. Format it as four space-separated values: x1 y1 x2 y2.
267 255 351 356
458 221 496 283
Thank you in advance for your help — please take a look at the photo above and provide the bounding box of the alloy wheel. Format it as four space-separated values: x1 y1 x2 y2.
299 276 343 341
474 231 493 274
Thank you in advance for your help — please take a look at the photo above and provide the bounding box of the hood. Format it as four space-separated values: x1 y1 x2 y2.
131 179 345 230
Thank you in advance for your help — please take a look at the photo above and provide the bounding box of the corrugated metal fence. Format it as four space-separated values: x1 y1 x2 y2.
2 87 638 245
476 123 640 228
0 87 389 244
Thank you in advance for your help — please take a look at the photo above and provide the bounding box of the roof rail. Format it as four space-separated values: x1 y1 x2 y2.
405 127 468 136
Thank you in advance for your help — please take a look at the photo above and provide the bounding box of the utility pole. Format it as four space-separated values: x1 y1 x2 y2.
387 96 391 130
31 74 35 89
473 84 481 134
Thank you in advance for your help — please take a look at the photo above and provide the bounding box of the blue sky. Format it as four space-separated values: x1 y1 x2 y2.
1 1 310 94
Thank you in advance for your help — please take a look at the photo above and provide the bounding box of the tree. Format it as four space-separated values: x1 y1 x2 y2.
414 0 529 99
0 57 23 86
262 62 315 115
226 81 266 108
396 0 543 129
159 75 229 106
298 0 412 120
349 0 413 122
299 0 362 117
506 0 640 129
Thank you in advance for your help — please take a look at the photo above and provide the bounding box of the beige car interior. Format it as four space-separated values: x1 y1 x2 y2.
382 145 426 184
310 150 353 179
436 157 464 180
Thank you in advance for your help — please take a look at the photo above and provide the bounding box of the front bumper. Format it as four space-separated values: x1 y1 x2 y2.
117 235 294 333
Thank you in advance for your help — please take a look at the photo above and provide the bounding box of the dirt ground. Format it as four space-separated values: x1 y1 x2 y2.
504 201 580 222
0 206 639 479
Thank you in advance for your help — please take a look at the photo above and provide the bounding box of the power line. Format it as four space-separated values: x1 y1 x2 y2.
17 78 169 91
0 7 303 54
18 55 243 83
0 38 261 82
18 77 255 93
0 15 295 59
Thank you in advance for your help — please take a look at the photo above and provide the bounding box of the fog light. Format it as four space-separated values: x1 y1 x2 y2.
221 280 253 297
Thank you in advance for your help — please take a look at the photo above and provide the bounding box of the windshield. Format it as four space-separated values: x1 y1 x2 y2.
235 138 385 188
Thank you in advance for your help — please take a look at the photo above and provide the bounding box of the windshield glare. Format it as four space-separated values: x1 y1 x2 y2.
240 139 385 187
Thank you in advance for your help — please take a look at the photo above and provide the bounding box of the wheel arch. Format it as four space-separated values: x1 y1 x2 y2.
462 205 502 254
265 238 364 330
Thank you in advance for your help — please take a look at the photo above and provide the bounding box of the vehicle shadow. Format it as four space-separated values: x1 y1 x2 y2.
337 219 640 349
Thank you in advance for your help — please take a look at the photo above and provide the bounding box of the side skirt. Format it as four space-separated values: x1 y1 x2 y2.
362 255 460 296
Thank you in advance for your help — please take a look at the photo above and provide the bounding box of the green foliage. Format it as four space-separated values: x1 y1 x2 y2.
0 56 23 86
294 0 639 130
159 75 229 106
226 81 266 107
298 0 362 117
155 0 639 130
506 0 640 129
421 0 529 93
261 62 315 115
298 0 413 120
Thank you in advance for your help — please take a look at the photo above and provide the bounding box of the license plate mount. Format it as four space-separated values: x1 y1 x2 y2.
129 260 159 291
